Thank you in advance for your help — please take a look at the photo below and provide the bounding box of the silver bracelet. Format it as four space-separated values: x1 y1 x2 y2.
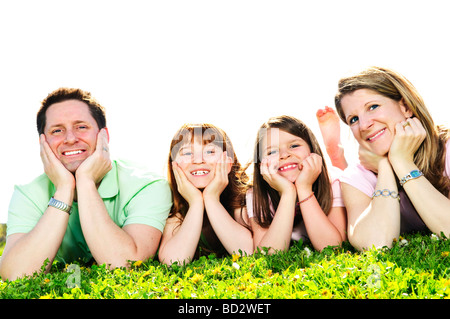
372 189 400 201
48 197 72 214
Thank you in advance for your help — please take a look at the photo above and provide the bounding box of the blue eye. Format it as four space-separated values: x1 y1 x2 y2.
369 104 380 110
348 116 358 125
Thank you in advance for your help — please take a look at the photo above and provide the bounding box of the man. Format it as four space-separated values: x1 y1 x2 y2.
0 88 172 280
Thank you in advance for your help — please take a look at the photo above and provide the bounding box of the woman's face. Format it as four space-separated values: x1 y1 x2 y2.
340 89 412 156
261 128 311 182
174 138 229 189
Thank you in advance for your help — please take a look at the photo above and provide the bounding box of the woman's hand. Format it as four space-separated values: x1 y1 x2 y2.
358 145 388 174
388 117 426 166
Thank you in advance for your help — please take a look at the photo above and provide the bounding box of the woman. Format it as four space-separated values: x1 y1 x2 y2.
334 66 450 251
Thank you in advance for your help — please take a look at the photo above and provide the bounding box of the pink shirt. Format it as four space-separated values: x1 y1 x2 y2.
340 140 450 234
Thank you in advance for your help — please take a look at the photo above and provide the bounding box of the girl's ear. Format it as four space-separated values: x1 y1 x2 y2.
225 152 233 174
399 98 413 118
227 160 233 174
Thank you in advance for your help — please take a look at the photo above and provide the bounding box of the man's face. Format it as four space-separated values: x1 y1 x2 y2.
44 100 100 173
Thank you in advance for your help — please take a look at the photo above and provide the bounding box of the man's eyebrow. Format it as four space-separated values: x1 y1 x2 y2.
47 120 89 127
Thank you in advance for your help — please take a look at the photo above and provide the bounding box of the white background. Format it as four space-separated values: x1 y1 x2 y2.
1 0 449 223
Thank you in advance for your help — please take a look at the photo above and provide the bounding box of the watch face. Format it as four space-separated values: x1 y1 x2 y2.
411 170 422 178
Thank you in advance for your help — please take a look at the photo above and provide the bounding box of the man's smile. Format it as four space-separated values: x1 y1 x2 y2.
62 149 86 156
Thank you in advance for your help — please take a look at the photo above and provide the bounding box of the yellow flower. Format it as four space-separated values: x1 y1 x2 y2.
442 251 449 257
191 273 204 284
242 272 252 281
246 283 257 292
133 260 143 267
321 289 331 297
232 254 240 262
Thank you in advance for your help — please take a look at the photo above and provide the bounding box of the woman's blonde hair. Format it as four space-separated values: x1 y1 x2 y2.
335 66 449 196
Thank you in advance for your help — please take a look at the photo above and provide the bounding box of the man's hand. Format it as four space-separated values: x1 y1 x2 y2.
75 129 112 185
40 134 75 191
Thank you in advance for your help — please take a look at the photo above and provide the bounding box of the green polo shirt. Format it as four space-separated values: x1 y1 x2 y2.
6 159 172 264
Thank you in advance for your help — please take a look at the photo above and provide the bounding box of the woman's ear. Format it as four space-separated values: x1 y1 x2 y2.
399 98 413 118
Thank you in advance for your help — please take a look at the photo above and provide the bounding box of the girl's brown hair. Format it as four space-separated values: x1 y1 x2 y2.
251 115 333 227
335 66 450 196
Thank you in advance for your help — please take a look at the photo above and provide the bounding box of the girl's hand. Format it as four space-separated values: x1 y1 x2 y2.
295 153 322 193
388 117 426 166
260 157 296 195
40 134 75 191
172 161 203 205
203 151 232 201
358 145 387 174
75 129 112 184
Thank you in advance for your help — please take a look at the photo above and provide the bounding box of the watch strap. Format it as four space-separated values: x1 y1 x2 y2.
399 169 423 187
48 197 72 215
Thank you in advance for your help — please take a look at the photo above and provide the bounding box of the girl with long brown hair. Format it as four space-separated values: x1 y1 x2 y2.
247 115 347 253
158 124 252 265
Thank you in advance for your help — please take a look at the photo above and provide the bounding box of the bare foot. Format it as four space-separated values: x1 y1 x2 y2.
316 106 347 170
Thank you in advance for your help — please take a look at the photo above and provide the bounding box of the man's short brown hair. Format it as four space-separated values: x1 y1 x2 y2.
37 87 106 135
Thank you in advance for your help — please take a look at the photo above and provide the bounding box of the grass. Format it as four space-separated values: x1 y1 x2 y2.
1 232 450 299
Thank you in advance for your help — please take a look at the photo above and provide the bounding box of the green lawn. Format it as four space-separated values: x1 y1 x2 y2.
1 232 450 300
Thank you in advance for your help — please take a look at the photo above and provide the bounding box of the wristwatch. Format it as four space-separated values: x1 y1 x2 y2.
399 169 423 187
48 197 72 214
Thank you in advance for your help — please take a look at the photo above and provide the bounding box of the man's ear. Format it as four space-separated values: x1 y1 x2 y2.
399 98 413 118
103 127 110 143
